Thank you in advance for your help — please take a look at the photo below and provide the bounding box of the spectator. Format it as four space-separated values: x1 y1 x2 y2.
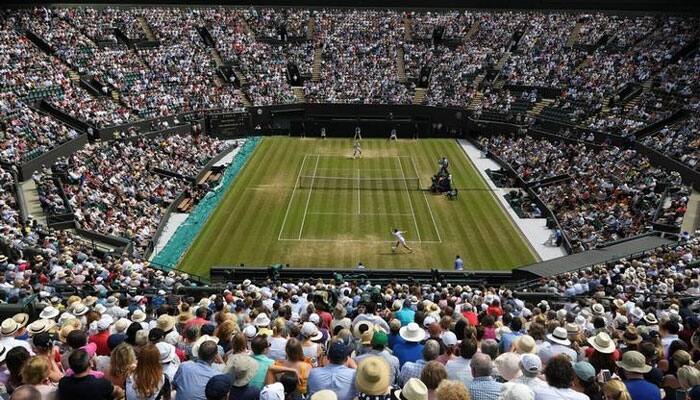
205 374 232 400
394 323 426 367
400 340 440 386
10 385 42 400
250 335 275 389
20 356 58 400
354 356 395 400
446 337 477 387
126 343 171 400
602 380 632 400
616 351 661 400
467 352 501 400
227 354 260 400
308 340 356 400
57 349 122 400
172 340 220 400
532 354 588 400
420 361 447 400
355 331 399 384
435 380 469 400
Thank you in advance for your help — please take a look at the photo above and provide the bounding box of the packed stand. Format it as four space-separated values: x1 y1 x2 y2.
482 135 688 252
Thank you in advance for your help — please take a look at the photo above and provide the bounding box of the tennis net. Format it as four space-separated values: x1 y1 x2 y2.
297 175 420 190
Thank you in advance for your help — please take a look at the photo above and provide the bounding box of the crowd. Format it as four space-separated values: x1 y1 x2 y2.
482 135 688 252
643 116 700 170
0 252 697 400
36 134 232 254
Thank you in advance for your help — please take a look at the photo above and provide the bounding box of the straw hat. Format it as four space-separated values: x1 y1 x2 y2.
72 303 89 316
616 351 651 374
514 335 536 354
27 319 55 336
254 313 271 328
546 327 571 346
12 313 29 328
192 335 219 358
622 327 642 345
587 332 616 354
39 306 59 320
399 323 426 343
353 320 374 339
591 304 605 316
495 352 523 381
157 315 176 332
228 353 258 387
644 313 659 325
310 390 338 400
131 310 146 323
59 320 82 342
0 319 19 336
355 356 391 395
395 378 428 400
302 322 323 341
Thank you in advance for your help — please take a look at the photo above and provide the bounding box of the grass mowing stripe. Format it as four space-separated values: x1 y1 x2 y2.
178 137 535 273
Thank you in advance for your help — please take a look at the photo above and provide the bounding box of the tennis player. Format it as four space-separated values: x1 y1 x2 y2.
353 141 362 159
392 229 414 253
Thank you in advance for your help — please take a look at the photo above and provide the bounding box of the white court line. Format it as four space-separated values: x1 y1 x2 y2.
278 238 441 243
307 211 415 216
356 168 361 215
298 155 320 239
411 156 442 243
397 157 421 242
278 154 308 240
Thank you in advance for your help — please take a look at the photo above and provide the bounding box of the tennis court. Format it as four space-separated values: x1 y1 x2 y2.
278 154 442 243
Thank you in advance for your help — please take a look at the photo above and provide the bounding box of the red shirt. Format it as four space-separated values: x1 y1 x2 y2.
318 311 332 330
88 330 111 356
462 311 478 326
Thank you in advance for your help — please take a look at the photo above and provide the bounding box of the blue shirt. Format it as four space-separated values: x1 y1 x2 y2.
468 376 502 400
172 360 219 400
454 258 464 270
307 363 356 400
394 308 415 327
393 342 424 367
399 359 426 386
624 378 661 400
388 333 405 350
250 354 274 389
499 331 522 354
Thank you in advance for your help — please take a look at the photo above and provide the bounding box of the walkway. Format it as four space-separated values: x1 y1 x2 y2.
20 179 46 225
457 139 567 261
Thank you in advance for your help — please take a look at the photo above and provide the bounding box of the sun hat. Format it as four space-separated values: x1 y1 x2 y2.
616 350 652 374
205 374 233 400
27 319 55 336
228 353 259 387
310 390 338 400
254 313 271 327
520 354 542 375
573 361 596 382
500 382 534 400
243 325 258 339
353 320 375 339
672 350 692 366
496 352 523 381
395 378 428 400
644 313 659 325
441 331 458 347
399 323 426 343
156 342 174 364
39 306 59 320
592 304 605 316
565 323 581 336
302 322 323 341
156 315 175 332
355 356 391 395
131 310 146 323
105 296 118 307
192 334 219 358
114 318 131 334
587 332 616 354
361 329 374 345
58 320 81 342
514 335 536 354
622 326 642 345
423 316 437 328
260 382 285 400
546 327 571 346
12 313 29 328
1 319 19 336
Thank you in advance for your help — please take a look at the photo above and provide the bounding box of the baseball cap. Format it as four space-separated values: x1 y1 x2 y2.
327 341 349 362
205 374 233 400
441 331 457 346
371 330 389 347
520 353 542 374
573 362 596 382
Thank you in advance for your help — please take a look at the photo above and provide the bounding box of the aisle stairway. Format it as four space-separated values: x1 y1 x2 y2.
495 51 511 70
403 16 412 41
307 17 315 40
312 48 322 82
413 88 427 105
682 189 700 234
566 21 583 47
397 47 407 83
68 70 80 82
623 80 652 112
20 180 47 226
137 16 157 42
527 98 554 117
464 21 480 41
293 87 306 103
467 91 484 111
210 48 224 67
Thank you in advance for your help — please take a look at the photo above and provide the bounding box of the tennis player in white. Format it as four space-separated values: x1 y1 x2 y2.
392 229 414 253
353 141 362 159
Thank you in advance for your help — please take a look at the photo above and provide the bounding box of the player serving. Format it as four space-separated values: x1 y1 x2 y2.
353 140 362 159
392 229 414 253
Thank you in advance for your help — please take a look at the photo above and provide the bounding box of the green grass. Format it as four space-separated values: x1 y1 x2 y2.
179 137 536 275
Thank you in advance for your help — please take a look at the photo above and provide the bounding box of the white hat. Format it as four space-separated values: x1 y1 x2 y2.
192 335 219 358
399 323 426 343
500 382 535 400
39 306 59 320
260 382 285 400
302 322 323 341
587 332 616 354
243 325 258 339
441 331 457 346
131 310 146 323
395 378 428 400
546 327 571 346
156 342 175 364
254 313 271 327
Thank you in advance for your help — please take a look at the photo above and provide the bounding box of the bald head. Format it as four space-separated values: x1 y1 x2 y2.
471 352 493 378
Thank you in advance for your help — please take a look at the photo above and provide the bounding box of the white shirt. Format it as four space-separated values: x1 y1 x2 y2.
393 231 406 242
445 357 472 387
532 384 589 400
0 337 33 354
